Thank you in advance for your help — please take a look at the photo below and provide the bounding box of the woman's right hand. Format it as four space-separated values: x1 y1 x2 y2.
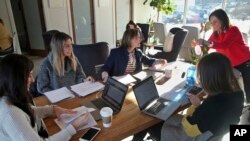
72 112 90 130
191 39 198 48
101 71 109 83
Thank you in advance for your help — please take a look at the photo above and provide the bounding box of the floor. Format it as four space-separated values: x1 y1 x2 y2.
28 55 250 141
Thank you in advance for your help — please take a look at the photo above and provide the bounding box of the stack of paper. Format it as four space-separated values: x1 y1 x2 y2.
71 81 104 97
55 106 97 131
44 87 75 103
112 74 137 85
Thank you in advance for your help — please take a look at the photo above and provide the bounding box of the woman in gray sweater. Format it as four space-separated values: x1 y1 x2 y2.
0 54 90 141
37 32 94 93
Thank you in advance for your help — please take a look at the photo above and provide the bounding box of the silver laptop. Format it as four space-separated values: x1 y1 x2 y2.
84 77 128 120
132 76 182 120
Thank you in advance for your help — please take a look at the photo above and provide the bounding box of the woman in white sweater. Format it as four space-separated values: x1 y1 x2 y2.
0 54 90 141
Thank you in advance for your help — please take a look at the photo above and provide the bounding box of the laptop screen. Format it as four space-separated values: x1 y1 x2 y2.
133 76 159 110
103 77 128 110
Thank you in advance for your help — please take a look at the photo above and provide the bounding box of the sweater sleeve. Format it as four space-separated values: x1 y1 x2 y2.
37 59 53 94
208 26 241 49
103 49 115 75
32 105 54 119
3 106 76 141
139 50 156 66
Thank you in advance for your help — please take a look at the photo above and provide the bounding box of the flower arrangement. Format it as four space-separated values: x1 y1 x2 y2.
191 22 211 64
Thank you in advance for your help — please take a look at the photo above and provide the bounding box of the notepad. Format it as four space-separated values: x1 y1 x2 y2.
112 74 137 85
44 87 75 103
54 106 97 131
70 81 104 97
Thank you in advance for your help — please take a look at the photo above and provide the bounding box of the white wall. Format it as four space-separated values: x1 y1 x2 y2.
22 0 44 50
42 0 73 37
116 0 130 40
94 0 116 48
133 0 153 23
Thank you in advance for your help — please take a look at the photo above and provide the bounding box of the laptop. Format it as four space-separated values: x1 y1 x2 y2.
84 77 128 120
132 76 182 120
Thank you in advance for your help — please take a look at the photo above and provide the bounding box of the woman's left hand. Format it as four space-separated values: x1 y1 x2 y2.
53 105 76 120
187 93 201 107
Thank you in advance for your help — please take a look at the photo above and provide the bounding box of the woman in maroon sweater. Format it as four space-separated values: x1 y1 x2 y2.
196 9 250 104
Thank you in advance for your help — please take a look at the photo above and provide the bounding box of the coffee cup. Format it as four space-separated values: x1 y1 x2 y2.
100 107 113 128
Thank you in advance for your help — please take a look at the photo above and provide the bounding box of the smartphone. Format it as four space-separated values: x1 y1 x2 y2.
187 86 203 95
80 127 101 141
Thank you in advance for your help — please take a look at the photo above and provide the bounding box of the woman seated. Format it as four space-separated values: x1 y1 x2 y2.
133 52 244 141
0 54 90 141
37 32 94 93
102 29 167 82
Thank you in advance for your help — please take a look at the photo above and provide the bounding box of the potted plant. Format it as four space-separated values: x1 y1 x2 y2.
143 0 175 22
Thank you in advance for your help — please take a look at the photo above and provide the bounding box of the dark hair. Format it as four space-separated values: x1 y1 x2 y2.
126 20 137 30
121 29 140 48
197 53 240 95
209 9 230 36
0 54 35 127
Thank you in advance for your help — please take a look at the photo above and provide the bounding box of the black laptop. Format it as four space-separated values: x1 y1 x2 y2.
132 76 182 120
84 77 128 120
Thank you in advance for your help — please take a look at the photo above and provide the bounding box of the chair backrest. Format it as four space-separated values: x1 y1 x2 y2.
137 23 150 43
42 30 60 51
73 42 109 79
180 26 200 62
152 27 188 62
153 22 167 44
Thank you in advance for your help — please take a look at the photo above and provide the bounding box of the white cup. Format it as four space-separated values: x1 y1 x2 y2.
100 107 113 128
165 68 172 78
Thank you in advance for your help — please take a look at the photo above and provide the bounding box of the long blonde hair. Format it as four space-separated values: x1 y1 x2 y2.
50 32 77 76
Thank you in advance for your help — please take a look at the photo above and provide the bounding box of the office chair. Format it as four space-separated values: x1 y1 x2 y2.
42 30 60 51
73 42 109 80
137 23 150 43
150 27 188 62
179 25 200 62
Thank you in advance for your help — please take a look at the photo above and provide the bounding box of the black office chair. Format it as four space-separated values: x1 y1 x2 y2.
150 27 188 62
73 42 109 80
137 23 150 43
42 30 60 51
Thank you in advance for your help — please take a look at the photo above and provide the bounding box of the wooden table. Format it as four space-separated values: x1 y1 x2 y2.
33 89 161 141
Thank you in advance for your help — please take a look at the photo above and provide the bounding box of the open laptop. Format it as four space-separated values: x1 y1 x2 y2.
132 76 182 120
84 77 128 120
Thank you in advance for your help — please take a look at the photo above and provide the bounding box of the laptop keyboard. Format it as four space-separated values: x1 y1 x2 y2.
146 101 165 115
92 99 107 109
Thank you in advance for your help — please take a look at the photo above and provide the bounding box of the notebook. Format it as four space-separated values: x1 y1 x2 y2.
83 77 128 120
132 76 182 120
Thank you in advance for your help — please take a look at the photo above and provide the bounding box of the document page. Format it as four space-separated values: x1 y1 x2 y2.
44 87 75 103
71 81 104 97
54 106 97 131
112 74 137 85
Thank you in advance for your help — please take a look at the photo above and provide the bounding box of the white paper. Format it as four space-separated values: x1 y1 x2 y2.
44 87 75 103
133 70 163 81
71 81 104 97
60 106 96 124
112 74 136 85
55 106 97 131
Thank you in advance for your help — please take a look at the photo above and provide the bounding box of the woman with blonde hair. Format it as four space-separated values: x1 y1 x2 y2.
37 32 93 93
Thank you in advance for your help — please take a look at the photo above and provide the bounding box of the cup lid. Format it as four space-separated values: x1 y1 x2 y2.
100 107 113 117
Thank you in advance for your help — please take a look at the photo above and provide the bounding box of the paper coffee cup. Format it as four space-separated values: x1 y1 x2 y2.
100 107 113 128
